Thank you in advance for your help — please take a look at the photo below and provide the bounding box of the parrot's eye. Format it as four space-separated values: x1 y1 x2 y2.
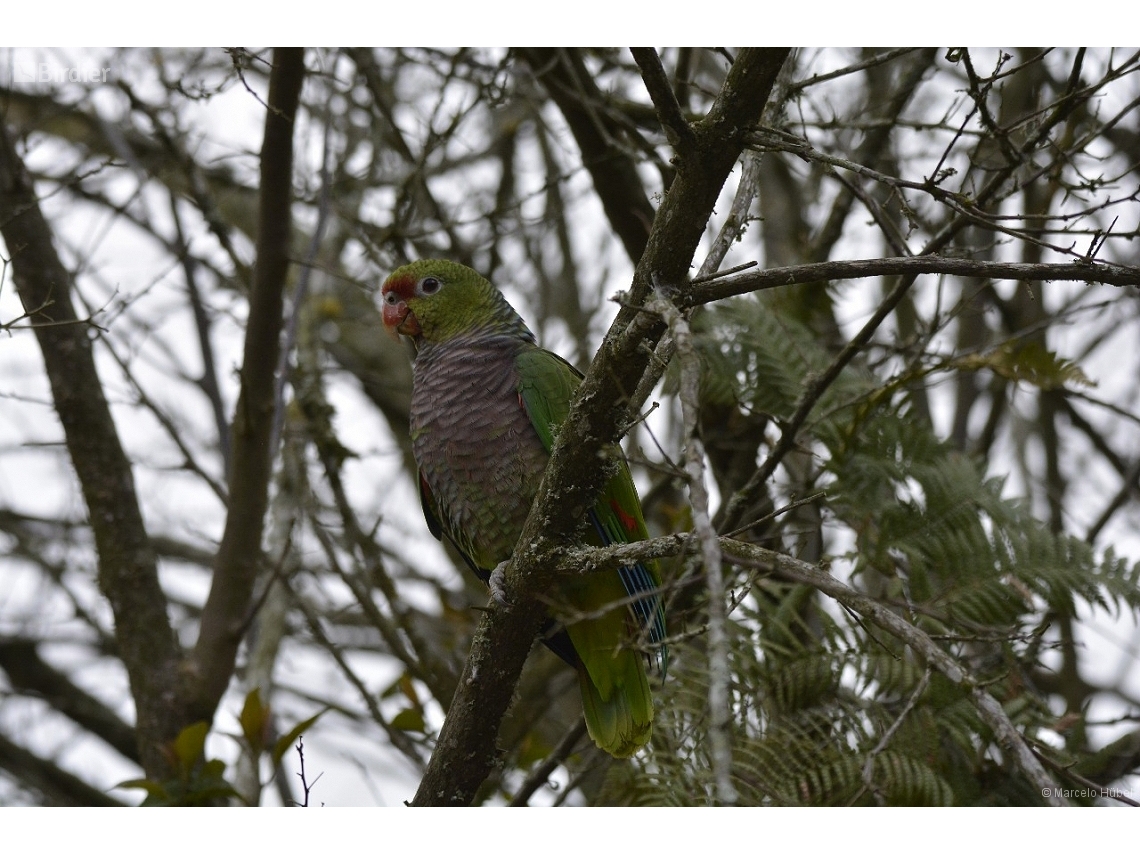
420 276 441 295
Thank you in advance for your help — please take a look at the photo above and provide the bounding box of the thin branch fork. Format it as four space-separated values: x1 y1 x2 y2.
630 48 697 154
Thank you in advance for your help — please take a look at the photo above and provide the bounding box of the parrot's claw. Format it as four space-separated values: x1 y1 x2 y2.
488 561 511 608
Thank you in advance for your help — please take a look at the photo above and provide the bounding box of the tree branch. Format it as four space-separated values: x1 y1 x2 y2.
630 48 697 155
0 731 124 806
0 639 139 764
680 256 1140 309
410 46 790 807
517 48 657 263
649 292 736 803
188 47 306 719
551 532 1069 805
720 539 1068 806
0 118 180 778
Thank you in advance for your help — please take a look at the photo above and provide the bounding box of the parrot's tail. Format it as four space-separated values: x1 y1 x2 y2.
576 650 653 758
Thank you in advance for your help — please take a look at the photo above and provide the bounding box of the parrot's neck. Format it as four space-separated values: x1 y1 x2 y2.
414 328 533 363
408 317 534 353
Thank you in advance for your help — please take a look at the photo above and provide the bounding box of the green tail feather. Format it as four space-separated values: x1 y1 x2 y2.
575 645 653 758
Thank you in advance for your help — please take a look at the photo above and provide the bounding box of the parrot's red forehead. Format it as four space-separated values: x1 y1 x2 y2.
381 272 416 300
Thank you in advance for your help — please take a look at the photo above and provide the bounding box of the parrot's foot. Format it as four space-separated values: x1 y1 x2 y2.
488 561 511 608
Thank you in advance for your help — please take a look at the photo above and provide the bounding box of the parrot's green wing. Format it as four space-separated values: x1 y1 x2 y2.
516 345 667 757
418 472 490 584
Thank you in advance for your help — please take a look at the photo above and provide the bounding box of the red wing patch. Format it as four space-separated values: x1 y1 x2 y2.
610 499 639 533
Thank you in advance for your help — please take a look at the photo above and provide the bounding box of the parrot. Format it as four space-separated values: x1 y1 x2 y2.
381 258 667 758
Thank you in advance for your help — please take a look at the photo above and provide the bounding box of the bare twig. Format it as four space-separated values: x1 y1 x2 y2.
292 735 323 807
507 720 588 806
855 668 933 805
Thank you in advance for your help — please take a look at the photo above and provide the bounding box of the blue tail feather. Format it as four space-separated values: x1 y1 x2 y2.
587 509 668 676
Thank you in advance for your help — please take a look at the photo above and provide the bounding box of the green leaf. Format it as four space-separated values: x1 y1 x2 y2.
955 340 1095 390
390 707 426 733
239 688 270 755
172 721 210 773
114 778 168 797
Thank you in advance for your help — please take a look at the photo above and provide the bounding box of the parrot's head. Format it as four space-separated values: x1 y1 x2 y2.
381 259 534 344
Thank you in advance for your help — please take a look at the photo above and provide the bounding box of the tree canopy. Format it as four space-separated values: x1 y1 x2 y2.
1 47 1139 806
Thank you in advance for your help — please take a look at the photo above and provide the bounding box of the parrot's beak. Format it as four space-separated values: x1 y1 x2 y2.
383 298 422 338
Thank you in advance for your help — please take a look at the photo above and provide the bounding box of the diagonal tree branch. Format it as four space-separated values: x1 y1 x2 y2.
0 639 139 764
0 731 125 807
0 118 181 779
411 46 790 807
517 47 657 264
630 47 697 155
698 256 1140 533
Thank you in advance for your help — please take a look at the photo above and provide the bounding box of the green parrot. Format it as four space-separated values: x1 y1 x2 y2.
381 259 666 758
